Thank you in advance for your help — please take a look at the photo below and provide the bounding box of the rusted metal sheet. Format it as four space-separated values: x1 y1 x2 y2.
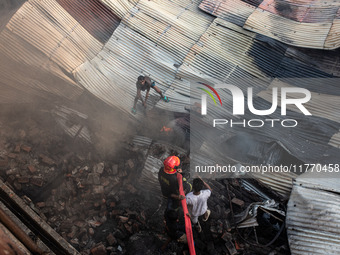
0 222 30 255
199 0 340 49
258 0 339 23
0 180 80 255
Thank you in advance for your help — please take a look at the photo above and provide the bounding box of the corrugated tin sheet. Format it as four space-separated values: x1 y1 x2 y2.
258 0 339 23
56 0 120 43
123 0 213 61
53 105 92 143
199 0 256 26
0 0 111 103
100 0 138 19
0 84 37 104
284 47 340 77
329 130 340 148
0 50 83 102
258 79 340 124
12 0 104 72
0 0 25 34
199 0 340 49
250 171 296 199
287 171 340 254
74 0 213 115
244 9 332 49
74 24 179 116
138 155 163 196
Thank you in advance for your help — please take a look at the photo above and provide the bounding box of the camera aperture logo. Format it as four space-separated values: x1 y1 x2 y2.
198 83 312 128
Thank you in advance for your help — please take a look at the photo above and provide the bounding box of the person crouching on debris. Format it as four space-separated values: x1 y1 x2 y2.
161 209 187 251
158 156 191 210
131 75 169 114
186 177 212 233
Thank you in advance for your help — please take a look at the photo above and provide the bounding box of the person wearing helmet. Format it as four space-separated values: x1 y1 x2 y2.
158 156 185 210
131 75 169 114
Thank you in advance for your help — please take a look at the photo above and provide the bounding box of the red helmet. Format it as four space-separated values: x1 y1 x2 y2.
163 156 180 174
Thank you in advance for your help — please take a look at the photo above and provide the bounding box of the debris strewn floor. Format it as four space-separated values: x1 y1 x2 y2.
0 103 292 255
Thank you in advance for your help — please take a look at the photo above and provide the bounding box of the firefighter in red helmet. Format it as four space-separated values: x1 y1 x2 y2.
158 156 187 210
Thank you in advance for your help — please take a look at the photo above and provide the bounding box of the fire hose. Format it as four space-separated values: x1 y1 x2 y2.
177 173 196 255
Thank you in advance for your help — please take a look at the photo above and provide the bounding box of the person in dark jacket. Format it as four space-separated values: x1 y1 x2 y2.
158 156 184 210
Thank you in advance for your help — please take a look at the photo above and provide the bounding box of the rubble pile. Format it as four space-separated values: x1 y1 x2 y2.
0 105 290 255
0 106 155 254
0 137 152 254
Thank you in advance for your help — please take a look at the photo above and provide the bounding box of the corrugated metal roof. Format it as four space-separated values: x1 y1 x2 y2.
199 0 256 26
53 105 92 143
56 0 121 44
138 155 163 196
258 79 340 124
0 0 107 103
0 0 339 177
0 0 25 34
199 0 340 49
250 171 296 199
244 9 333 49
123 0 213 61
258 0 339 23
101 0 138 19
74 0 213 116
284 47 340 77
329 130 340 148
287 171 340 254
17 0 104 71
0 50 83 102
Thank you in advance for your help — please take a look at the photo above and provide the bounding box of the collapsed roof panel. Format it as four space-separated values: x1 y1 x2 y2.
199 0 340 49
